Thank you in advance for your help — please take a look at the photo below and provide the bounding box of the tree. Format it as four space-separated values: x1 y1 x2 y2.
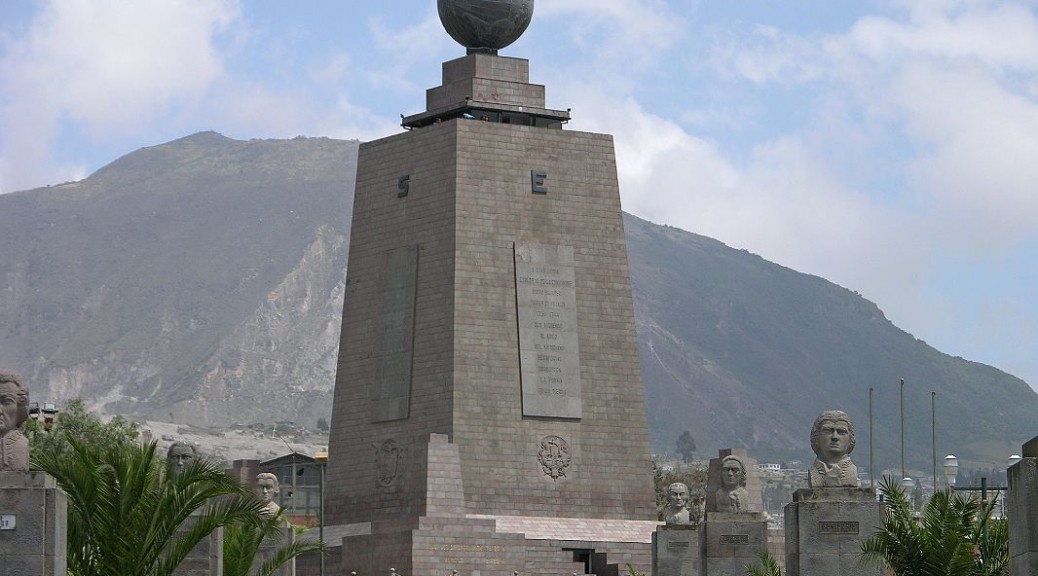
860 476 1009 576
223 510 326 576
675 430 697 463
316 416 329 432
745 551 784 576
26 398 139 462
32 435 267 576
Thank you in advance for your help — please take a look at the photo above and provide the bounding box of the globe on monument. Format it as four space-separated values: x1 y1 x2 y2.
437 0 534 52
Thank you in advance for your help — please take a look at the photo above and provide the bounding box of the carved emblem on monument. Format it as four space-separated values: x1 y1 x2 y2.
376 439 404 486
537 435 571 480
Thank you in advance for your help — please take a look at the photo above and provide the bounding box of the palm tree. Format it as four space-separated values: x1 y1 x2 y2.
223 509 325 576
32 435 267 576
745 550 784 576
860 476 1009 576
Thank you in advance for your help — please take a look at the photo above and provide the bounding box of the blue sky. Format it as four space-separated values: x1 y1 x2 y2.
2 0 1037 393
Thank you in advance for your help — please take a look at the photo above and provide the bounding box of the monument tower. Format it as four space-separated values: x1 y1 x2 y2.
326 2 658 573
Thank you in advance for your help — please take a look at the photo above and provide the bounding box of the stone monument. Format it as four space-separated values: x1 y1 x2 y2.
325 2 659 574
703 449 768 576
784 410 882 576
1007 435 1038 576
0 371 68 576
256 472 282 518
653 482 703 576
0 371 29 472
665 482 693 526
806 411 858 488
166 441 199 478
165 443 222 576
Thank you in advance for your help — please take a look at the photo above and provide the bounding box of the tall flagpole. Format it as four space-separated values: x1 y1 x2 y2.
900 378 906 479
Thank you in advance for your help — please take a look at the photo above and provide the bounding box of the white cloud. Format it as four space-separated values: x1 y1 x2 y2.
0 0 240 192
537 0 684 66
894 62 1038 253
850 2 1038 71
562 84 909 296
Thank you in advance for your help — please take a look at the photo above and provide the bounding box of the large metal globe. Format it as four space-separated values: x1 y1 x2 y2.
438 0 534 53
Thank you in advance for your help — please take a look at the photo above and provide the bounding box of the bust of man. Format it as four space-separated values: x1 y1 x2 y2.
166 442 198 478
0 372 30 471
808 410 859 487
664 482 691 525
256 472 281 517
715 455 750 512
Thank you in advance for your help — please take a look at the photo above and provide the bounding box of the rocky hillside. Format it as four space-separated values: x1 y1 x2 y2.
0 132 356 426
1 132 1034 469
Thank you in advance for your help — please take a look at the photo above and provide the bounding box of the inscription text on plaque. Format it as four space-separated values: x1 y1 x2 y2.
515 243 581 418
818 521 860 534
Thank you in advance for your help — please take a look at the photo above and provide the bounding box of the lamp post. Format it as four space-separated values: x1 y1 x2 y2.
315 447 328 576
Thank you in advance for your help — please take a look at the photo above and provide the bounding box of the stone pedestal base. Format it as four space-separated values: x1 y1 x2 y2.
255 523 295 576
0 471 67 576
342 516 529 576
703 512 767 576
784 488 883 576
1008 439 1038 576
174 513 222 576
652 525 702 576
338 435 656 576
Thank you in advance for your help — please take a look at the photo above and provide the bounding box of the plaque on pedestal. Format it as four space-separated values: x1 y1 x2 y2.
704 511 767 576
652 525 702 576
784 488 883 576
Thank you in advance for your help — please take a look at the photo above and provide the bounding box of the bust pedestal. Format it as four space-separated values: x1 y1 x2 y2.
783 487 883 576
255 521 295 576
1008 436 1038 576
652 524 702 576
703 511 768 576
0 471 67 576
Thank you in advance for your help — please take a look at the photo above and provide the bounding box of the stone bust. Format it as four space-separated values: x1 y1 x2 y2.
808 410 860 487
664 482 691 525
166 442 198 478
0 371 30 472
256 472 281 517
715 455 750 512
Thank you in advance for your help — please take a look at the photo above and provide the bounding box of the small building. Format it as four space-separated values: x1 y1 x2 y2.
258 452 323 525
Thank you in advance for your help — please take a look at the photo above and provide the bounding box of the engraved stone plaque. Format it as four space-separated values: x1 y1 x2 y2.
371 245 419 422
719 534 749 545
515 243 581 418
818 521 859 534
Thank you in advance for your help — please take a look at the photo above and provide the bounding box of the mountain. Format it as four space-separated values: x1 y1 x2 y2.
0 132 356 425
1 132 1034 469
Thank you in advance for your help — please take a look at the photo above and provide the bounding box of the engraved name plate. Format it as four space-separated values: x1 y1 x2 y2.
818 521 859 534
515 243 581 418
371 245 419 422
719 534 750 545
